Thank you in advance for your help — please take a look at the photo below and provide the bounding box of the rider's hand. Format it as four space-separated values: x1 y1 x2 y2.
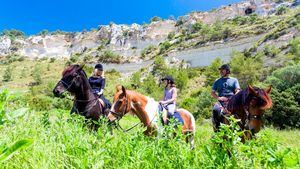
218 97 228 102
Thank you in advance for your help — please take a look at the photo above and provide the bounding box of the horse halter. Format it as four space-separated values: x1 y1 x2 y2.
109 96 129 120
58 73 81 94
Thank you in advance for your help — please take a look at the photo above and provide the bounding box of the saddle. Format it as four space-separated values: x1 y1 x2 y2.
159 108 184 126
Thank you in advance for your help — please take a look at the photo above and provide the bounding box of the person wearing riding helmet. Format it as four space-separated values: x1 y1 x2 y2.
211 64 241 131
89 64 111 113
159 75 177 125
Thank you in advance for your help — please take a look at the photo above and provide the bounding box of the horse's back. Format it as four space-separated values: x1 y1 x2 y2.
177 108 196 134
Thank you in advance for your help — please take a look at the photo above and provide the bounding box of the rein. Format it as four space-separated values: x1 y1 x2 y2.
109 96 157 133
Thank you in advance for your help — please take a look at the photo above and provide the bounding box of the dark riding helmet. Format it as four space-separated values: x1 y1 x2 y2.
218 64 230 74
95 64 103 71
161 75 175 84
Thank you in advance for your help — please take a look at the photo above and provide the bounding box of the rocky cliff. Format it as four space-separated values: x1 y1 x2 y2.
0 0 298 62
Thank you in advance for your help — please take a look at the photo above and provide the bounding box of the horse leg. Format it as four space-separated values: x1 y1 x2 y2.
212 110 221 132
184 131 195 149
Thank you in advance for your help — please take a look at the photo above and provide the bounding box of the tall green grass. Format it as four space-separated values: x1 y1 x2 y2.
0 107 299 168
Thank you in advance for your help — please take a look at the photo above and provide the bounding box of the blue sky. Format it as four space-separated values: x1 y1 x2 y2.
0 0 242 35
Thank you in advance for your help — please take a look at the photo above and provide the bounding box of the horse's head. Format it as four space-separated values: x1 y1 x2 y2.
53 64 85 97
107 85 131 122
246 85 272 133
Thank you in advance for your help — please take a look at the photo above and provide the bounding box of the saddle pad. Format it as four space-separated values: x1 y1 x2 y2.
173 111 184 125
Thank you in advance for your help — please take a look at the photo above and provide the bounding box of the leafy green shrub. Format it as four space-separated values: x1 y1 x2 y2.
276 5 288 15
98 50 121 63
265 64 300 91
32 64 43 85
192 22 204 33
1 29 25 40
263 45 280 58
141 45 158 59
203 58 222 86
264 87 300 129
159 41 172 54
2 66 12 82
289 37 300 62
230 52 263 88
152 55 167 76
69 53 80 63
150 16 162 23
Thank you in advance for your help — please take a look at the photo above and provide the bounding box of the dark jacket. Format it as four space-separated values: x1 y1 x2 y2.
88 76 105 94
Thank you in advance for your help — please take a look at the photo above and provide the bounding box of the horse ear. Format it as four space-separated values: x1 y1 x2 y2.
116 85 122 93
248 85 258 96
78 64 85 71
122 86 126 96
265 85 272 94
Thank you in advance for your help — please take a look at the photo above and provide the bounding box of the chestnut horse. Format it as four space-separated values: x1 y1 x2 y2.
107 85 196 147
214 85 272 141
53 65 106 128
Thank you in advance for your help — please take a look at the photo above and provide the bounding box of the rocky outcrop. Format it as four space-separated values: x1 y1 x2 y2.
0 36 11 56
0 0 297 61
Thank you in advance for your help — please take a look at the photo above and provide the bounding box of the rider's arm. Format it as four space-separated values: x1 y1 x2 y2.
211 90 228 102
234 79 241 94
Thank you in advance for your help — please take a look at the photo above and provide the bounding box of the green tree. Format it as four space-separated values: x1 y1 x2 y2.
265 64 300 91
230 52 263 88
203 57 222 86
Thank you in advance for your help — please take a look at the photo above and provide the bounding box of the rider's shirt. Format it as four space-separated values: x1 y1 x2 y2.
212 77 240 97
163 87 176 105
88 76 106 94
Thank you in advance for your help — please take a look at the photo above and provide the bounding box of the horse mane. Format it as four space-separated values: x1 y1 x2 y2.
227 86 272 113
62 65 79 76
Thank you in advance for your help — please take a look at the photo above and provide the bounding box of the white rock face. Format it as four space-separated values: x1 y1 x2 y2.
0 36 11 56
0 0 296 60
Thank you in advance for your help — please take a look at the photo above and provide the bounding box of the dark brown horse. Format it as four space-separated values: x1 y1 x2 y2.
53 65 106 127
215 85 272 141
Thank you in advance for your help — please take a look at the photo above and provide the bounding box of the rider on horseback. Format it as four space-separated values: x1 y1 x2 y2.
159 75 177 125
211 64 241 131
89 64 111 114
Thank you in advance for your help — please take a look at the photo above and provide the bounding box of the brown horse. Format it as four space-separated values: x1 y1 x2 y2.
53 65 106 127
107 85 196 147
215 85 272 141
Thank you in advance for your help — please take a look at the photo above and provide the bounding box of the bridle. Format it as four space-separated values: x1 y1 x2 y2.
58 73 80 94
243 95 263 130
109 96 129 120
57 71 100 115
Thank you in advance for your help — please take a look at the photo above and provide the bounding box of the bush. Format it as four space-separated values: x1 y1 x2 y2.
192 22 204 33
265 64 300 91
152 56 167 76
2 66 12 82
159 41 172 54
203 58 222 86
1 29 25 40
150 16 162 23
276 6 288 15
141 45 158 59
32 64 43 85
98 50 121 63
230 52 263 88
263 45 280 58
264 87 300 129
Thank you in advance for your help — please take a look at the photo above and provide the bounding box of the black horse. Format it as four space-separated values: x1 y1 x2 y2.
53 65 107 128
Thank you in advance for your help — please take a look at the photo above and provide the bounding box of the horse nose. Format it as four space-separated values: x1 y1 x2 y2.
53 89 60 97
